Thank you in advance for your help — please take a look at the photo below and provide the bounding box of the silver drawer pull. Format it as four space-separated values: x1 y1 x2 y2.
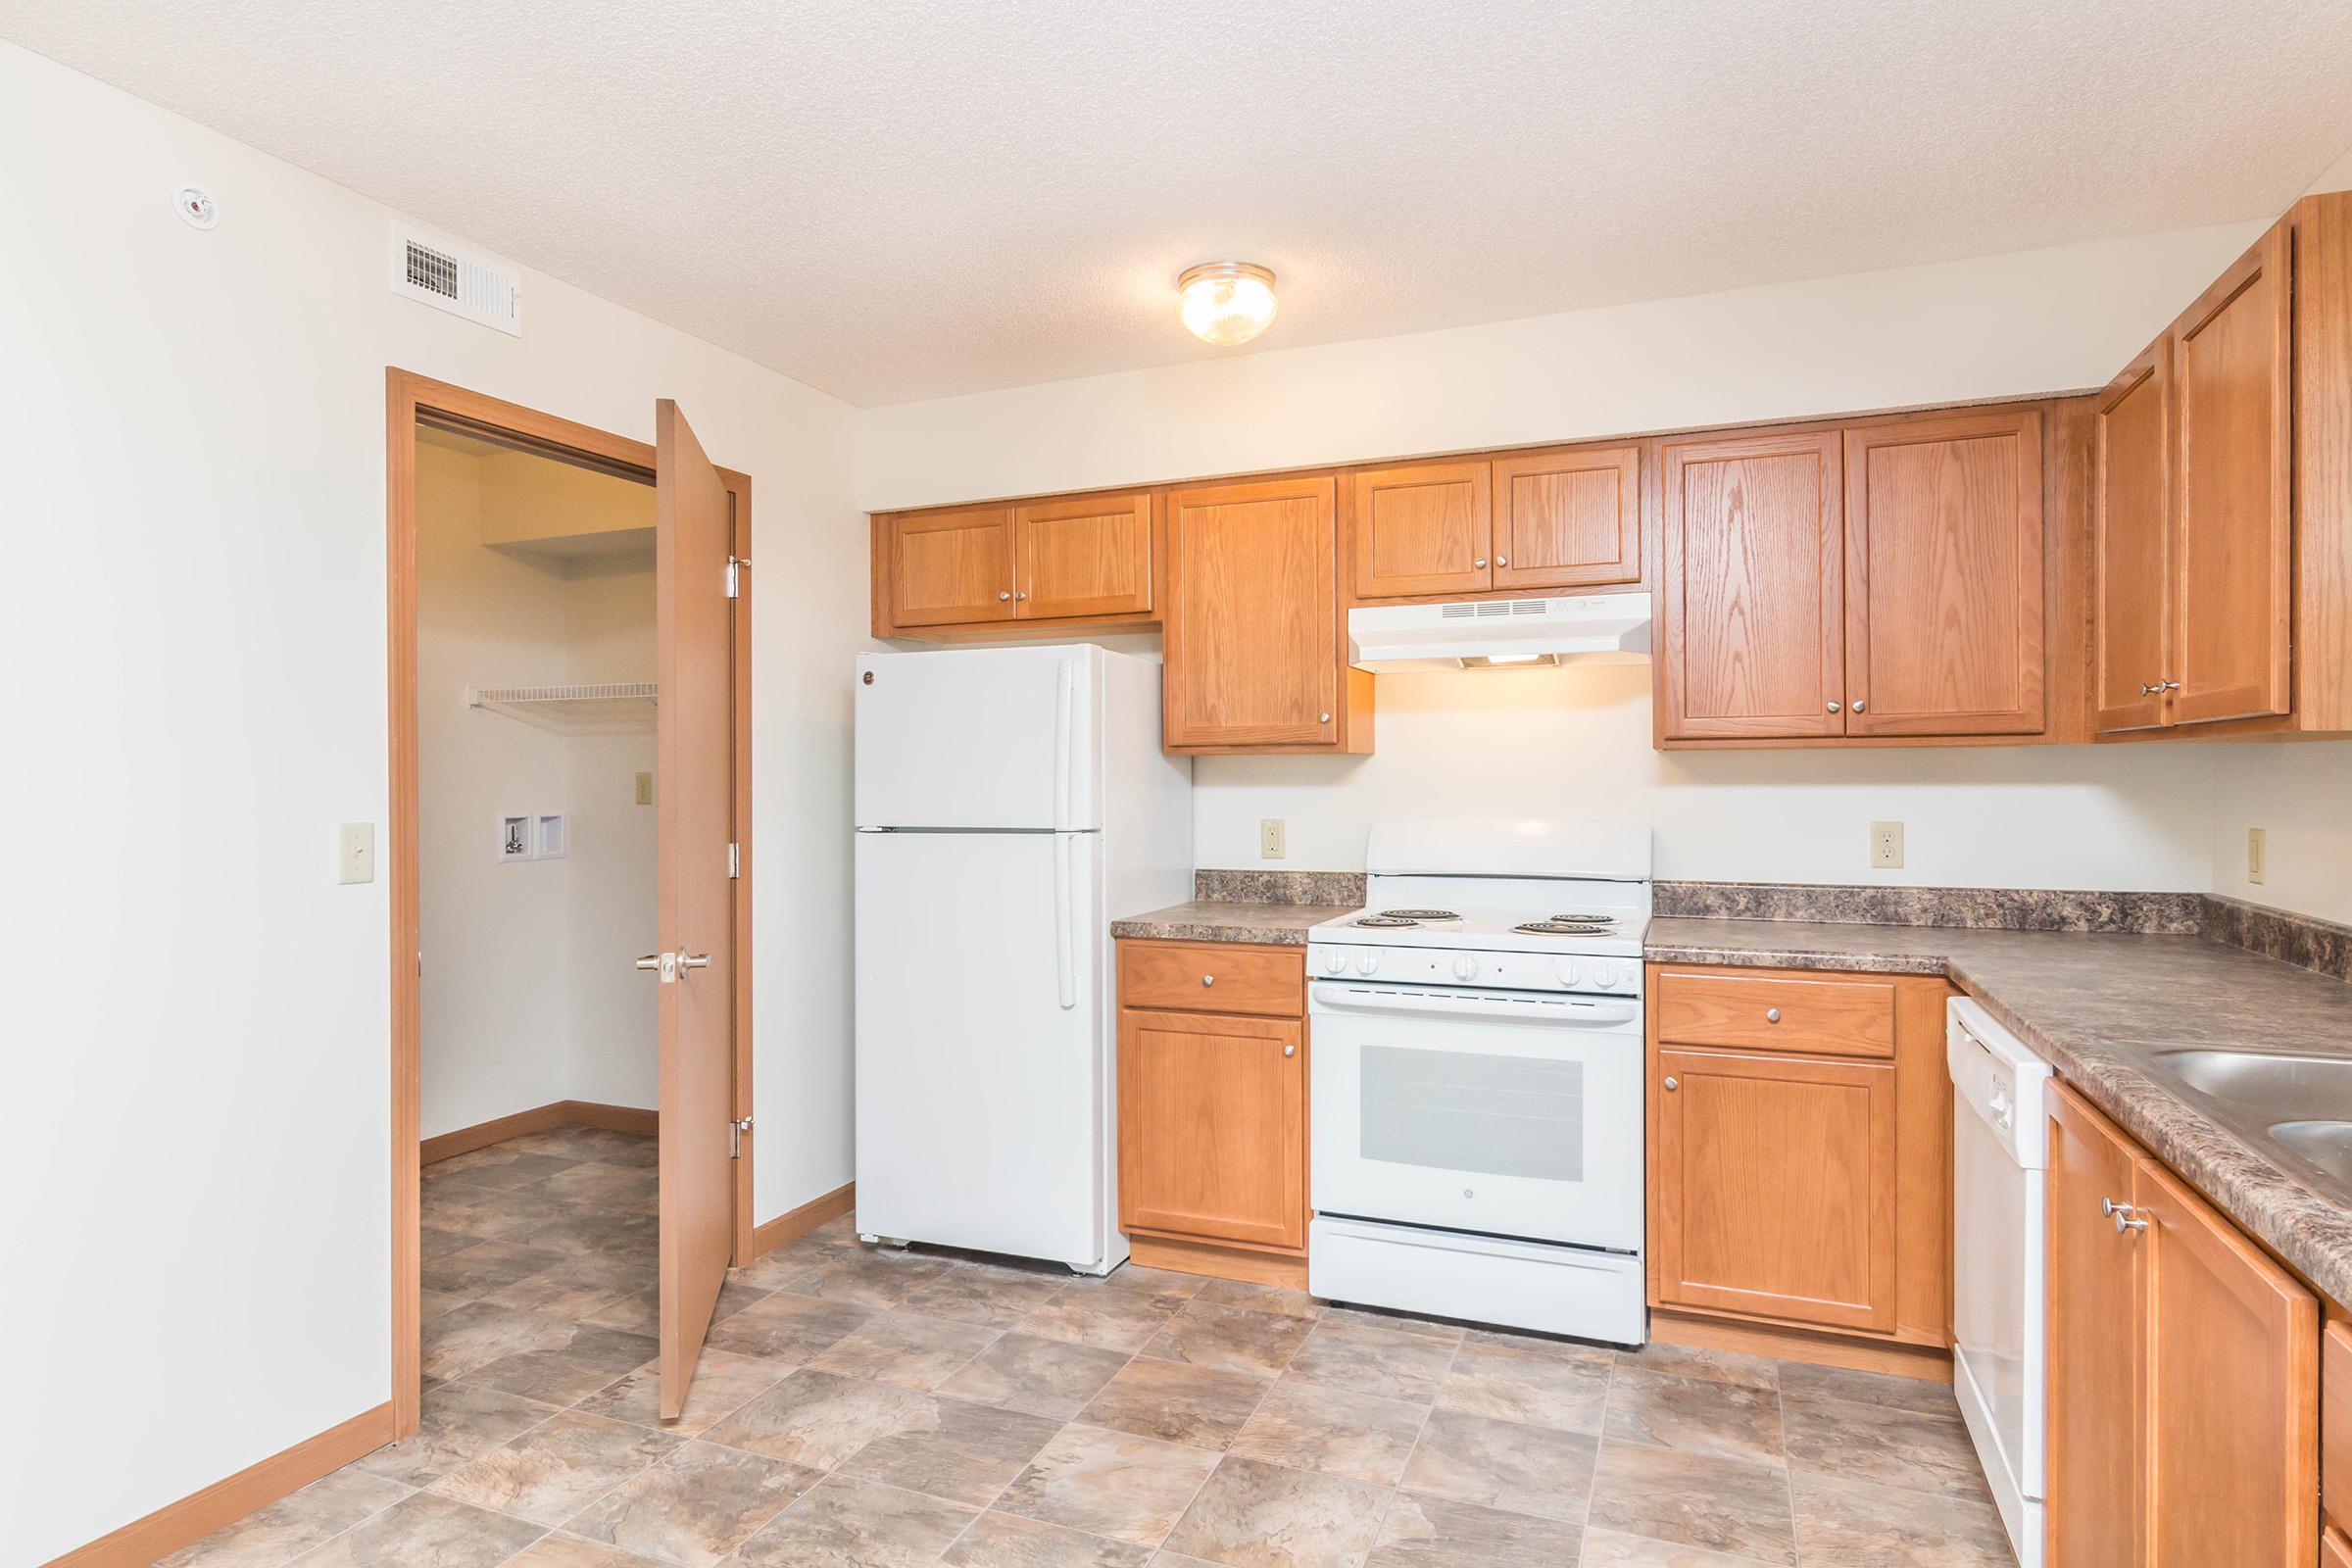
1663 1077 1679 1092
1201 974 1215 987
1283 1044 1296 1057
1765 1007 1782 1023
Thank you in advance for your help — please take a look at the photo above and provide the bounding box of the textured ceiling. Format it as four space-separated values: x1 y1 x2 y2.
9 1 2352 405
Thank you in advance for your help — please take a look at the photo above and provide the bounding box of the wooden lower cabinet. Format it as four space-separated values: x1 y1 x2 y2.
1115 940 1310 1282
2045 1081 2320 1567
1645 965 1949 1354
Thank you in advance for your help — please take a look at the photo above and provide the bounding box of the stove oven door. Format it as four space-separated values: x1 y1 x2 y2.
1309 980 1644 1252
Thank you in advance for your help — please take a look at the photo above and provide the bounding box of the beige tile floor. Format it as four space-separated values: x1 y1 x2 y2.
164 1126 2016 1567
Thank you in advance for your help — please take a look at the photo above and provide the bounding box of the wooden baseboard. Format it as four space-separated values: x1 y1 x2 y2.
749 1181 857 1259
1649 1307 1952 1383
420 1101 658 1165
1130 1234 1308 1289
43 1401 396 1568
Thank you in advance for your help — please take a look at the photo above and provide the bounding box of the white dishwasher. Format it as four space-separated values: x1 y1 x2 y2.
1948 997 2052 1568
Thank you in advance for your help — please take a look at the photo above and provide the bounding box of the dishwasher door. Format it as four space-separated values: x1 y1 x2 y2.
1948 997 2051 1568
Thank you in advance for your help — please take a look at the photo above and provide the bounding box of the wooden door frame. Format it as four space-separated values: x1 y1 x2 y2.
385 369 757 1437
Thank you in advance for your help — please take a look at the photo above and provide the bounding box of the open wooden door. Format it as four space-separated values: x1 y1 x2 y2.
654 399 737 1420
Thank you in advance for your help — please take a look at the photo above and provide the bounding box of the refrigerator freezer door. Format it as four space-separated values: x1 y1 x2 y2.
855 646 1101 830
855 828 1105 1267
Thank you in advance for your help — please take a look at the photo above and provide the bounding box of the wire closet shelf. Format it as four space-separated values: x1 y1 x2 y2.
463 682 657 730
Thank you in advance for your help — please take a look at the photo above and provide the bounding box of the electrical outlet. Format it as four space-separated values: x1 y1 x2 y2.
1260 818 1287 859
635 771 654 806
1870 820 1905 869
2249 826 2267 885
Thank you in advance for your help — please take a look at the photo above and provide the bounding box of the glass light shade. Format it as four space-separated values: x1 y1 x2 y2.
1178 263 1278 346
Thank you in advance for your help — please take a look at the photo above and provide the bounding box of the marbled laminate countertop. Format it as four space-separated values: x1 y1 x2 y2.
1650 917 2352 1305
1110 901 1336 947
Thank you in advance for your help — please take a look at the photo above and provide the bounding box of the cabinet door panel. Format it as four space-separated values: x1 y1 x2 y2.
1117 1008 1305 1249
2045 1082 2142 1568
2138 1155 2318 1568
2095 345 2175 732
1650 1047 1894 1331
888 506 1015 626
1349 462 1492 600
1015 493 1152 620
1660 431 1845 738
2173 224 2293 726
1843 411 2045 735
1163 476 1342 750
1491 445 1642 592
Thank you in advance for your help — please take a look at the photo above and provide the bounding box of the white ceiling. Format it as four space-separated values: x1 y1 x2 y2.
10 1 2352 406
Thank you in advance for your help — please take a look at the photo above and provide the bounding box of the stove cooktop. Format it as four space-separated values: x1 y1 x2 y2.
1311 905 1648 957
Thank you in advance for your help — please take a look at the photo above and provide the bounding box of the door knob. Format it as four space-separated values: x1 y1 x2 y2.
636 952 678 983
679 953 712 971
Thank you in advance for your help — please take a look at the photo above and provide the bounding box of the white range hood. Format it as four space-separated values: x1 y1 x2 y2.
1348 591 1652 671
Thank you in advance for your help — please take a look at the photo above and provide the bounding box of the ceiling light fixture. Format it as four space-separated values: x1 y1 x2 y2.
1177 262 1278 346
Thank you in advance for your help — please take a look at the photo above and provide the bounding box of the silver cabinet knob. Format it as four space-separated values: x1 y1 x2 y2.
2162 680 2180 692
1318 711 1332 724
1851 700 1866 713
1201 974 1215 987
2139 681 2163 696
1473 558 1489 568
1014 590 1029 601
2101 1197 2147 1234
1765 1007 1782 1023
1827 701 1841 713
1663 1077 1679 1092
1495 556 1508 566
998 590 1011 601
1283 1044 1297 1057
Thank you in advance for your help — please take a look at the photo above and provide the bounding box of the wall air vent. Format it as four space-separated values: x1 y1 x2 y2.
1438 599 1551 619
388 220 521 336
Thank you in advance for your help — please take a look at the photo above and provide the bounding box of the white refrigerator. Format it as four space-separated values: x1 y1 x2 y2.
854 645 1191 1272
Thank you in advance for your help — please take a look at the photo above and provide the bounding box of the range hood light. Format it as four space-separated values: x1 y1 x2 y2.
1458 653 1557 669
1347 591 1653 672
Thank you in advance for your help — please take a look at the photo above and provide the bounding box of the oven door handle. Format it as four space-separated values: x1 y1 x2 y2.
1308 984 1641 1027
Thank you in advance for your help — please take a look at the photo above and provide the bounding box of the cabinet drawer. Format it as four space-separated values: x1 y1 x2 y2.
2327 1527 2352 1568
2328 1322 2352 1536
1120 941 1303 1016
1654 969 1895 1057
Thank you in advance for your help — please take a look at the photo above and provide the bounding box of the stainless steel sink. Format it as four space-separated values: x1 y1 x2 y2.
2267 1121 2352 1186
2147 1050 2352 1124
2144 1050 2352 1203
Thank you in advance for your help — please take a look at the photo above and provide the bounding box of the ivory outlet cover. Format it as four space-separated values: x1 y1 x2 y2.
1260 818 1287 858
1870 821 1905 869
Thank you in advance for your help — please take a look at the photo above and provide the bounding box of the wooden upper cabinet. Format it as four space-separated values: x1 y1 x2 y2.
1492 444 1642 592
2172 224 2294 727
2094 343 2175 733
1349 462 1493 600
2137 1155 2319 1568
1013 492 1152 620
1117 1006 1306 1250
1650 1046 1896 1332
1841 410 2045 736
883 506 1014 626
1659 430 1845 739
1163 474 1366 753
2045 1082 2143 1568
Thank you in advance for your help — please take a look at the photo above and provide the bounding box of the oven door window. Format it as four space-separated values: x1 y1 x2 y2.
1362 1044 1583 1183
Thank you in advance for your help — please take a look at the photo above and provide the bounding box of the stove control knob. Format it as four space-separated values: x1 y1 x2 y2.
1321 949 1348 975
1556 959 1584 989
1355 952 1381 976
1451 956 1479 982
1610 962 1637 991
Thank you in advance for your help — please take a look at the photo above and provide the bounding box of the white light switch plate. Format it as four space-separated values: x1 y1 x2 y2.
1870 821 1905 869
337 822 375 884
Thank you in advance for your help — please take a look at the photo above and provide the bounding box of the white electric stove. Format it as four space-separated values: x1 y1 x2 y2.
1307 816 1652 1346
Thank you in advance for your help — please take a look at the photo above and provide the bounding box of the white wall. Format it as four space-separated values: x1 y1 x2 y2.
852 221 2264 512
1195 666 2217 888
2209 744 2352 924
0 41 866 1565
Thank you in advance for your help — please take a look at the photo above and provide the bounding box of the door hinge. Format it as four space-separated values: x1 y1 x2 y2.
725 556 749 599
728 842 741 878
730 1116 753 1158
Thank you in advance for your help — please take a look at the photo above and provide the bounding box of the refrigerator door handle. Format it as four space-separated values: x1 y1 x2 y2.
1054 657 1075 830
1054 833 1077 1008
